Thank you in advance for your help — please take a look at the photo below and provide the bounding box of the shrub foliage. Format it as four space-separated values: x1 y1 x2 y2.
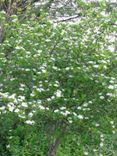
0 1 117 155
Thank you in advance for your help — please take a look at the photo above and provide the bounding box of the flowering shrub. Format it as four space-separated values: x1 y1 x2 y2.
0 3 117 155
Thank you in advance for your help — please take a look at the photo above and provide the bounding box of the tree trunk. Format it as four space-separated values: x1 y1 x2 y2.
48 136 61 156
47 125 67 156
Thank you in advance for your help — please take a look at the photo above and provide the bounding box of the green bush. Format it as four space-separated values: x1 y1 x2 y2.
0 2 117 155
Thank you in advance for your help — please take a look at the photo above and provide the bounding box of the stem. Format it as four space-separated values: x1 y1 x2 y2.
47 124 67 156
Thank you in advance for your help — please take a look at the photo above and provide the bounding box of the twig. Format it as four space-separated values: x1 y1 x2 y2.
53 13 82 23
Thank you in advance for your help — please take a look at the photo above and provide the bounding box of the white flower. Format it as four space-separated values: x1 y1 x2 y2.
8 103 15 112
28 112 33 118
100 134 104 138
112 125 115 128
39 105 45 110
93 149 97 152
30 93 35 97
85 117 89 120
110 121 114 125
88 61 94 64
19 87 24 91
9 94 16 99
15 46 21 50
25 69 30 72
100 142 104 147
18 115 26 119
47 98 51 101
84 152 88 155
6 144 10 148
51 96 55 99
106 93 113 97
54 109 59 113
93 65 99 68
112 130 115 134
69 120 73 123
9 107 14 112
54 84 59 87
83 103 88 107
108 45 115 52
65 67 70 71
20 84 25 87
21 102 28 108
101 11 108 17
14 108 20 113
55 90 62 97
88 101 92 104
103 65 107 69
37 50 42 53
26 51 31 55
100 96 104 100
0 106 5 110
73 112 77 116
95 123 100 127
25 120 35 125
62 110 70 116
60 107 66 110
45 107 49 110
42 69 46 73
101 138 104 142
77 106 82 110
52 66 58 70
18 95 25 101
108 85 114 89
77 115 83 119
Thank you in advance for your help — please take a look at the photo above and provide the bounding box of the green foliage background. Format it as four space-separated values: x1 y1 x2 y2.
0 1 117 155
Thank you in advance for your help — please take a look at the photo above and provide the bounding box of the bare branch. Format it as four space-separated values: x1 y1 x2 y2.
53 13 82 23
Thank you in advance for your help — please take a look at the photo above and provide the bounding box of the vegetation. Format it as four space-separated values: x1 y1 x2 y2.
0 0 117 155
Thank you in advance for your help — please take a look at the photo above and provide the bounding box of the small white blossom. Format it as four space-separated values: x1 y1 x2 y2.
69 120 73 123
54 109 59 113
100 142 104 147
18 114 26 119
83 103 88 107
14 108 20 113
0 106 5 110
84 152 88 155
100 96 104 100
25 120 35 125
39 105 45 110
8 103 15 112
77 115 84 119
95 123 100 127
60 107 66 110
28 112 33 118
77 106 82 110
65 67 70 71
112 130 115 134
55 90 62 97
62 110 70 116
93 65 99 68
9 94 16 99
93 149 97 152
18 95 25 101
108 85 114 89
6 144 10 148
21 102 28 108
110 121 114 125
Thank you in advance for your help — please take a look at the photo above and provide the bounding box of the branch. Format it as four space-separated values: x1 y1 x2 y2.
53 13 82 23
111 23 117 27
0 24 5 43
